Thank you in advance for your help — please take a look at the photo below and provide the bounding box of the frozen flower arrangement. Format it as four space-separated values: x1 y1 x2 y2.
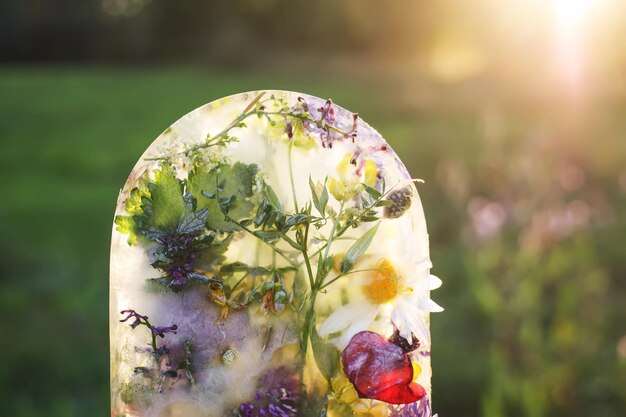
111 91 442 417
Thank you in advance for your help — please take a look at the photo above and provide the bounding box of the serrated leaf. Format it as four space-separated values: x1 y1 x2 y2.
117 165 206 243
177 205 208 235
143 165 186 233
194 234 232 271
114 215 139 245
188 162 259 232
341 222 380 273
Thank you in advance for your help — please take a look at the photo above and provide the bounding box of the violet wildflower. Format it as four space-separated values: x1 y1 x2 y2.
120 309 178 354
389 397 432 417
120 309 149 329
151 325 178 338
238 367 301 417
150 233 220 292
319 99 336 124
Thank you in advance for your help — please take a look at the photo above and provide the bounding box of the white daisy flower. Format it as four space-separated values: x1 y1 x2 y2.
318 257 443 349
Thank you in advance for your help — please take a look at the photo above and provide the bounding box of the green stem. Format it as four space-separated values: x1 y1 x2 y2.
235 220 297 267
319 267 384 290
148 92 266 162
302 223 315 290
288 142 299 212
263 111 354 137
230 272 249 293
300 186 397 267
316 201 344 288
300 291 317 356
150 93 357 163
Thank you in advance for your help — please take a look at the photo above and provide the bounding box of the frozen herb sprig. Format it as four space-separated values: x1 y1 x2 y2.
152 92 359 163
178 339 195 385
120 309 178 354
217 262 297 315
247 177 387 377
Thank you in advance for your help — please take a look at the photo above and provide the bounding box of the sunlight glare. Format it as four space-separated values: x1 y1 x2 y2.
553 0 598 94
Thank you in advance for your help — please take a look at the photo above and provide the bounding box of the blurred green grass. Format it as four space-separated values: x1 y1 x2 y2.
0 67 624 417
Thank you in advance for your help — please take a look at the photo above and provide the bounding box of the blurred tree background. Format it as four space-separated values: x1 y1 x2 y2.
1 1 625 417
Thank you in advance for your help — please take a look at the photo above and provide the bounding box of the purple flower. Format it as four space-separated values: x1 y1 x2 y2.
151 325 178 338
120 309 148 329
295 97 358 149
238 367 301 417
390 397 432 417
120 309 178 354
319 99 336 124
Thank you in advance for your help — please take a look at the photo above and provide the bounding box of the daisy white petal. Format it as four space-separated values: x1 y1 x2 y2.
337 306 379 348
318 302 372 336
418 297 444 313
429 274 443 290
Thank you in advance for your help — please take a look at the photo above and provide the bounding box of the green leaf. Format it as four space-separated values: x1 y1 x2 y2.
249 266 271 276
187 272 221 285
375 200 392 207
280 233 304 251
361 216 380 222
275 266 298 274
309 177 330 218
194 234 232 271
311 322 340 381
177 195 208 235
188 162 259 232
116 164 201 243
364 185 382 200
220 262 250 275
114 215 139 245
319 183 329 216
253 230 281 241
142 165 186 233
265 184 282 211
309 177 323 216
341 222 380 273
284 213 314 230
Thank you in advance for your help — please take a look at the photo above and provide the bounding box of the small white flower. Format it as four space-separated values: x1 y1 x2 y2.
318 257 443 349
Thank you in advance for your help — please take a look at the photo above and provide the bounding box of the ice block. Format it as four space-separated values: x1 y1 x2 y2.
110 91 443 417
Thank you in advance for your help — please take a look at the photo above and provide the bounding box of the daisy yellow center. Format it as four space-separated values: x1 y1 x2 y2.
362 258 399 304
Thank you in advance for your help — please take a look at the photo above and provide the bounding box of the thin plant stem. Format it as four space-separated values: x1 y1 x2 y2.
319 267 384 290
301 222 315 290
235 220 297 267
288 142 299 212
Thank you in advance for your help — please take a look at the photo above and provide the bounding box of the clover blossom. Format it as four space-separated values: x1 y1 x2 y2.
238 367 301 417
